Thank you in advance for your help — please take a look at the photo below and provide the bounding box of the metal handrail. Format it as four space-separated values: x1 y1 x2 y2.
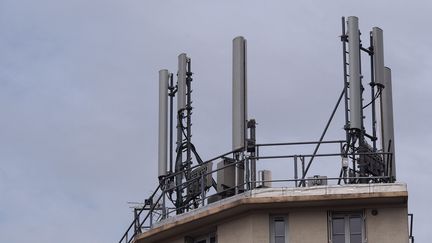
255 140 345 147
118 148 240 243
118 141 394 243
118 184 161 243
409 213 414 243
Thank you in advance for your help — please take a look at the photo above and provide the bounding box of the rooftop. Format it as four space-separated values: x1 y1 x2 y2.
134 183 408 243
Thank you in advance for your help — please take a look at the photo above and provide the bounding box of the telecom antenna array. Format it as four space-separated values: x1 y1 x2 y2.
340 16 395 183
119 16 397 243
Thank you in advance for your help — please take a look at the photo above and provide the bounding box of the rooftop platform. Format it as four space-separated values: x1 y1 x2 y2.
134 183 408 243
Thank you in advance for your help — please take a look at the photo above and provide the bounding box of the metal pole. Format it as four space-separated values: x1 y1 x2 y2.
169 73 174 174
248 119 256 189
162 192 166 219
301 156 305 187
369 32 378 151
149 206 153 228
294 155 298 187
201 173 205 206
245 156 250 190
341 17 350 146
299 88 345 186
186 58 193 173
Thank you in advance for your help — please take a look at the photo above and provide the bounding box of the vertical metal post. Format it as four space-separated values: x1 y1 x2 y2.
248 119 256 189
369 32 378 151
149 206 153 228
201 173 205 206
162 191 166 219
133 208 139 234
408 213 414 243
294 155 298 187
169 73 174 174
245 156 250 190
301 156 305 187
234 156 239 195
186 58 193 172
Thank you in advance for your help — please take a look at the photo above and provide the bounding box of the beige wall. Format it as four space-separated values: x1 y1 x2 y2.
160 237 183 243
217 212 269 243
251 213 270 243
366 207 409 243
155 206 409 243
289 209 328 243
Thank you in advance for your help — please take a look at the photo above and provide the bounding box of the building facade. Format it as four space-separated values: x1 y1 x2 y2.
133 183 409 243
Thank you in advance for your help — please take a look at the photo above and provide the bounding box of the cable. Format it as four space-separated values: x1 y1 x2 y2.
362 87 382 109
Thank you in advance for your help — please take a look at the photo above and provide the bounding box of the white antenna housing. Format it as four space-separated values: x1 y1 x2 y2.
232 36 247 151
381 67 396 179
347 16 362 130
158 69 169 177
177 53 187 112
372 27 385 85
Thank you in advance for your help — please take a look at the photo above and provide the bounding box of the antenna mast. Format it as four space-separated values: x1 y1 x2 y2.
340 16 394 183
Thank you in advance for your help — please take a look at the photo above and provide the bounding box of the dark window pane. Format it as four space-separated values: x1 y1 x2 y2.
210 236 216 243
332 218 345 234
332 234 345 243
274 220 285 236
350 217 361 234
350 234 362 243
275 236 285 243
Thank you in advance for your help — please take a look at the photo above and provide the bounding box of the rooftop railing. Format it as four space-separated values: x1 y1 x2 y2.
118 140 393 243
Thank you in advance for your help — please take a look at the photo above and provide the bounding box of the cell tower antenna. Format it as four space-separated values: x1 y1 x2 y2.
347 16 362 131
158 69 169 178
381 67 396 181
232 36 247 151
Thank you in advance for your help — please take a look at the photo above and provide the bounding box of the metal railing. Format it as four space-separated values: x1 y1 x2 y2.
118 140 393 243
409 213 414 243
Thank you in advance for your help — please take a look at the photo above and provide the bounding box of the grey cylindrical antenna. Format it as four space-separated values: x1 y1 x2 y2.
158 69 169 177
347 16 362 130
372 27 385 85
232 36 247 150
381 67 396 179
177 53 187 111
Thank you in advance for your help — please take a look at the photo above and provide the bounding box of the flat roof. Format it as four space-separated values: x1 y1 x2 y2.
134 183 408 243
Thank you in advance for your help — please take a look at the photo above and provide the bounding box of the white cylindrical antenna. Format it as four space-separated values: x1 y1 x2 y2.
372 27 385 85
381 67 396 179
347 16 362 130
232 36 247 151
158 69 169 177
177 53 187 112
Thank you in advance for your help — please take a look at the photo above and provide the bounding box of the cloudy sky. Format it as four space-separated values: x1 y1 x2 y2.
1 0 431 242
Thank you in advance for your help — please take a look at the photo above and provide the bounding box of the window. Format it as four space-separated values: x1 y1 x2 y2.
185 232 216 243
329 212 364 243
270 215 288 243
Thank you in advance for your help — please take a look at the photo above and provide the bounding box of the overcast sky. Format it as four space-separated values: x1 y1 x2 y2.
1 0 431 242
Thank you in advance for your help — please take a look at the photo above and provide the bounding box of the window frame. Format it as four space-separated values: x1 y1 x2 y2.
188 232 217 243
270 215 288 243
328 211 366 243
